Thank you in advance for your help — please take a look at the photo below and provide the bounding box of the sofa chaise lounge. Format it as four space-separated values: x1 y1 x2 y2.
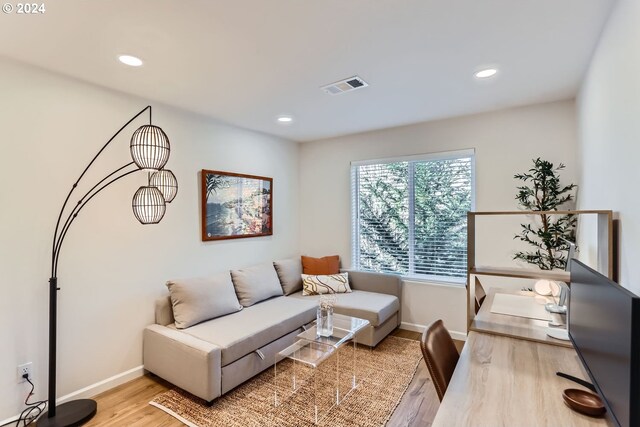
143 257 401 402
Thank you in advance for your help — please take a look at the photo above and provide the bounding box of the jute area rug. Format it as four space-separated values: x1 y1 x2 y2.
150 336 423 427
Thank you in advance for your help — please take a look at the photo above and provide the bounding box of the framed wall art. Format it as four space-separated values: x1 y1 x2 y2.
201 170 273 241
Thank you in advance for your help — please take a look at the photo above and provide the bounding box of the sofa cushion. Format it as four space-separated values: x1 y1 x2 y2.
288 290 399 327
301 255 340 275
302 273 352 295
273 258 303 295
179 296 317 366
231 263 284 307
155 296 175 326
166 273 242 329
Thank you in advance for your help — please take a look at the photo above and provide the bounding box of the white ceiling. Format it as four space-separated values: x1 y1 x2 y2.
0 0 615 141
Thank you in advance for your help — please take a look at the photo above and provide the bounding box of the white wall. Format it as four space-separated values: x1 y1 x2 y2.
299 100 579 336
577 0 640 294
0 58 300 419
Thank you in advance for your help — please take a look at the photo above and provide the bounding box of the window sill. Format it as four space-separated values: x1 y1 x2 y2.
401 275 466 287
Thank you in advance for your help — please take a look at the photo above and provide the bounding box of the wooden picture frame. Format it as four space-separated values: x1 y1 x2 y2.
201 170 273 241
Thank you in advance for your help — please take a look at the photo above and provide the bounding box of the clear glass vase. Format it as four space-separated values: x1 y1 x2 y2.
316 305 334 337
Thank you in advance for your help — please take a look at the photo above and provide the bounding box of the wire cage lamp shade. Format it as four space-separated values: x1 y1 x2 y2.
149 169 178 203
132 185 166 224
130 125 170 170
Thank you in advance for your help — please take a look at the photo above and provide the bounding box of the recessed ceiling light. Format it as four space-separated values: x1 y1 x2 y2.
474 68 498 79
277 115 294 124
118 55 143 67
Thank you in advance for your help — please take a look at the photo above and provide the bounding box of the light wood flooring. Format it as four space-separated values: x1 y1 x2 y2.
69 329 464 427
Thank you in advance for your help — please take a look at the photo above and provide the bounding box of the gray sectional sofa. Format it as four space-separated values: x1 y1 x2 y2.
143 257 401 403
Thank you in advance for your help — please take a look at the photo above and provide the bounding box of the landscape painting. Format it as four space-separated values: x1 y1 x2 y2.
201 170 273 241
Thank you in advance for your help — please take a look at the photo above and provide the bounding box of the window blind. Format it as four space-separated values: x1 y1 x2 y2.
351 150 474 282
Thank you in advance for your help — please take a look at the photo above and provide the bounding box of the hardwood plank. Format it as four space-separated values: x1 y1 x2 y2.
386 363 440 427
75 328 445 427
392 328 465 352
83 375 180 427
388 328 462 427
391 329 421 340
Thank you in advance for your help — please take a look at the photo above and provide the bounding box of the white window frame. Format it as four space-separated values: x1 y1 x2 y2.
350 149 476 285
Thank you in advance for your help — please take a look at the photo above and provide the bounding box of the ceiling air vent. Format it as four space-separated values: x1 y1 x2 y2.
321 76 369 95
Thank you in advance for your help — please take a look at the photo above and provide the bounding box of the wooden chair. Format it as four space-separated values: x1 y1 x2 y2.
474 277 486 314
420 319 460 401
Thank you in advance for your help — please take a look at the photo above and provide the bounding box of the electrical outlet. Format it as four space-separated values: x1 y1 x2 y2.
17 362 32 383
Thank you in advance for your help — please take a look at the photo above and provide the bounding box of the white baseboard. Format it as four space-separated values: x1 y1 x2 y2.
400 321 424 333
400 321 467 342
57 365 145 404
0 365 144 426
0 414 19 426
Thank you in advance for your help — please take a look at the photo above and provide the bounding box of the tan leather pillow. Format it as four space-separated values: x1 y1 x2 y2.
301 255 340 275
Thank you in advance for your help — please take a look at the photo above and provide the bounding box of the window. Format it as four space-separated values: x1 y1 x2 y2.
351 150 475 283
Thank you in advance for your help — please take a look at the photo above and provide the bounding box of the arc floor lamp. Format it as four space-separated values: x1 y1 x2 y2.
38 105 178 427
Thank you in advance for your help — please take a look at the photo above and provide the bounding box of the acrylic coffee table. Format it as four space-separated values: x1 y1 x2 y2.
274 314 370 424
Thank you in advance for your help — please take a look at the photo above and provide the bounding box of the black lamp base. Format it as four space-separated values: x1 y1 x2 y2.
37 399 97 427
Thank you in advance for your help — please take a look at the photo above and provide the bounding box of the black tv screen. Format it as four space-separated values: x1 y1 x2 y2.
569 259 640 427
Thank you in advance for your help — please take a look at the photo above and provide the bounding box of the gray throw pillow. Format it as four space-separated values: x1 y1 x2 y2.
273 257 303 295
166 272 242 329
231 263 284 307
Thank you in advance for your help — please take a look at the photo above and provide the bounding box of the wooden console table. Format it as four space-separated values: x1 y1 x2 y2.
470 288 572 348
466 210 614 329
432 332 613 427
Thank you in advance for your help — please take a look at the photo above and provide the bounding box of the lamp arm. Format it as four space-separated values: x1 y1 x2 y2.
51 106 151 272
52 161 136 273
53 167 141 276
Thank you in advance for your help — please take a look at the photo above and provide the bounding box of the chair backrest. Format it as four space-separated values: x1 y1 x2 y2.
420 319 460 401
474 277 486 314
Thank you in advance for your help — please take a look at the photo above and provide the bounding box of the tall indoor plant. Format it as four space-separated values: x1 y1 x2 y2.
513 158 577 270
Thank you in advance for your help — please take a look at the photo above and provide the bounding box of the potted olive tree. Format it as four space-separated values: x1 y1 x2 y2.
513 158 577 270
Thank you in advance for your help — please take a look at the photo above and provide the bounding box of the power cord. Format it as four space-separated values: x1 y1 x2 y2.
0 374 47 427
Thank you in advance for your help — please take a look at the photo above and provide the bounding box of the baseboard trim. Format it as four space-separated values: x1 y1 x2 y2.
400 321 467 341
57 365 145 404
0 365 145 426
0 414 19 426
